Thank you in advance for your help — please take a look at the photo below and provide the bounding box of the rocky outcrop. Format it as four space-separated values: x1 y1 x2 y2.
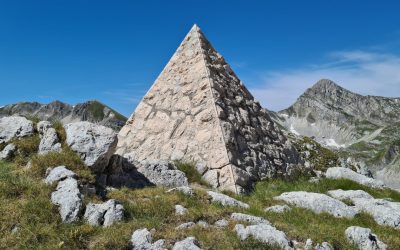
0 116 34 143
84 199 124 227
45 166 77 185
50 177 83 223
64 122 117 173
274 191 357 218
38 127 61 155
136 161 188 187
235 223 293 249
0 143 16 160
345 226 387 250
0 100 127 131
207 191 249 208
116 24 303 194
172 237 202 250
327 189 373 200
326 167 385 189
130 228 165 250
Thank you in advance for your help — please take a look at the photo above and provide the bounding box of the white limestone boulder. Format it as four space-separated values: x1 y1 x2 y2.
0 116 34 143
327 189 373 201
326 167 385 189
345 226 387 250
45 166 76 185
38 127 61 155
137 160 188 187
84 199 124 227
230 213 269 224
0 143 16 160
172 237 202 250
130 228 165 250
207 191 249 208
264 204 291 213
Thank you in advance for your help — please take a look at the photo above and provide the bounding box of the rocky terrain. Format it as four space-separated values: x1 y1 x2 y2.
0 100 127 131
275 79 400 189
0 25 399 249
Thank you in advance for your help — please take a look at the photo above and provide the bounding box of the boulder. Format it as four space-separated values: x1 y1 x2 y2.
64 122 117 173
175 205 188 215
264 204 291 213
137 160 188 187
326 167 385 189
231 213 269 225
130 228 165 250
172 237 202 250
0 116 34 143
274 191 357 218
50 177 83 223
45 166 76 185
351 198 400 228
214 219 229 228
196 220 209 228
315 242 333 250
37 121 52 136
84 199 124 227
345 226 387 250
207 191 249 208
327 189 373 201
38 127 61 155
0 143 16 160
235 223 293 249
175 222 195 230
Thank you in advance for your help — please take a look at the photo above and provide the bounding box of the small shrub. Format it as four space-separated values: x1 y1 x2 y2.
52 120 67 144
174 160 206 185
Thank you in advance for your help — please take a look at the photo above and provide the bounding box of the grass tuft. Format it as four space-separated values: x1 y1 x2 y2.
174 160 209 186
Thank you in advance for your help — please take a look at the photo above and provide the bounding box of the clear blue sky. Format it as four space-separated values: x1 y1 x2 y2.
1 1 400 116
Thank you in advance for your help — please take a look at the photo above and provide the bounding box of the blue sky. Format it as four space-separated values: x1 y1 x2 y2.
1 1 400 116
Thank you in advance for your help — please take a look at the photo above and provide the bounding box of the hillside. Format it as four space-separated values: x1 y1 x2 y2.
0 100 127 131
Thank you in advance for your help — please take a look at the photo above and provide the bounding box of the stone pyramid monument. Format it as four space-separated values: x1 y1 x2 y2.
116 24 302 193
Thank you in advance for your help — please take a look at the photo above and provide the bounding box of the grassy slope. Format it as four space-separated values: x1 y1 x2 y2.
1 157 399 249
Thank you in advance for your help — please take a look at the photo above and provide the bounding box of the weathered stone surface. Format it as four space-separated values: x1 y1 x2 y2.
274 191 357 218
175 205 188 215
38 127 61 155
84 199 124 227
351 198 400 228
345 226 387 250
196 220 209 228
167 186 194 196
175 222 195 230
50 177 82 223
0 116 34 143
264 204 291 213
136 160 188 187
214 219 229 228
64 122 117 173
45 166 76 185
0 143 16 160
327 189 373 201
315 242 333 250
235 223 293 249
172 237 202 250
326 167 385 189
207 191 249 208
37 121 52 136
116 24 303 194
230 213 269 224
130 228 165 250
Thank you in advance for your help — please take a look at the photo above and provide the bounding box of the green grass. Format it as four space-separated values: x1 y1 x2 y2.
10 134 41 165
88 101 106 120
174 161 209 186
52 120 67 144
1 155 399 249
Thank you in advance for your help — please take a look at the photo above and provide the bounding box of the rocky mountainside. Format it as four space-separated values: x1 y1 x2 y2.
275 79 400 188
0 100 127 130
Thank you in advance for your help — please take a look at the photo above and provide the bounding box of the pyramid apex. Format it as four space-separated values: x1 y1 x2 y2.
189 24 201 33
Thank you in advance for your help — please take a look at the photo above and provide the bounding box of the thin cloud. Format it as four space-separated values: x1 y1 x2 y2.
250 50 400 111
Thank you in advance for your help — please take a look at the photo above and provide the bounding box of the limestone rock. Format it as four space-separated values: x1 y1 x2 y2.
235 223 293 249
175 222 195 230
351 198 400 228
345 226 387 250
230 213 269 224
196 220 209 228
327 189 373 201
136 160 188 187
64 122 117 173
50 177 83 223
0 143 16 160
175 205 188 215
326 167 385 189
84 199 124 227
45 166 76 185
315 242 333 250
130 228 165 250
274 191 357 218
172 237 202 250
207 191 249 208
37 121 52 136
0 116 34 143
38 127 61 155
115 24 303 194
264 204 291 213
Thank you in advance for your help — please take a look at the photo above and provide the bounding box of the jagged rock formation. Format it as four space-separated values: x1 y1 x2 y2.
0 116 34 143
116 24 303 193
275 79 400 188
0 100 127 130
